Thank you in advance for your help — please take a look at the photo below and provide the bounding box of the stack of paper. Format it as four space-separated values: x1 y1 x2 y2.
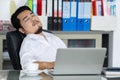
104 67 120 78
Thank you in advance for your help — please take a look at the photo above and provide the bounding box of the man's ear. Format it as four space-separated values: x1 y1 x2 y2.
19 28 25 34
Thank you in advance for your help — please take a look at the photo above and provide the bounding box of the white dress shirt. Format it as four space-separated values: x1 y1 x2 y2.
19 32 66 69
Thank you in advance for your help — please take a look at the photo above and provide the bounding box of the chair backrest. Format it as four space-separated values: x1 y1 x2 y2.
6 30 26 70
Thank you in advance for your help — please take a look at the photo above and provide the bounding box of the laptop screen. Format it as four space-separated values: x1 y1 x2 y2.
53 48 106 75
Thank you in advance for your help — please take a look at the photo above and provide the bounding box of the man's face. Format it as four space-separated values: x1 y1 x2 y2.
17 10 42 34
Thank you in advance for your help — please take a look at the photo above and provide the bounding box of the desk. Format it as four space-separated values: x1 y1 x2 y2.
0 31 113 69
0 70 120 80
0 33 6 69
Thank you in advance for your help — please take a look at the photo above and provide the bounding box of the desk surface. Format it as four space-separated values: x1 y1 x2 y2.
0 70 119 80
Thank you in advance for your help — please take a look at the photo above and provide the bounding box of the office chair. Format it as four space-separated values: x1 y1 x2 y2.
6 29 52 70
6 30 26 70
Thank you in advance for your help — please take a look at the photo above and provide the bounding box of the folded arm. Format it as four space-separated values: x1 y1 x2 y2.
34 61 55 70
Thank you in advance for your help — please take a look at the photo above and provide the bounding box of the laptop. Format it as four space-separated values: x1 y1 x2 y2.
50 48 106 75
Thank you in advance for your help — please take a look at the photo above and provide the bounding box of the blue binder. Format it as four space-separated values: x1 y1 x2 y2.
70 0 77 31
83 0 92 31
77 0 84 31
62 0 71 31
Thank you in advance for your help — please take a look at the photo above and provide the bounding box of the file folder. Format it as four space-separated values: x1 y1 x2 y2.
101 0 104 16
27 0 33 10
41 0 47 16
32 0 37 14
39 0 48 30
62 0 71 31
109 0 116 16
58 0 62 31
70 0 77 31
92 0 97 15
77 0 84 31
37 0 42 16
103 0 108 16
53 0 58 30
47 0 54 30
83 0 92 31
92 0 104 16
96 0 102 16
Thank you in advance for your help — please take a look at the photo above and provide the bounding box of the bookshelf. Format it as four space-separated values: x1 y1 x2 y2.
0 33 6 69
0 0 119 69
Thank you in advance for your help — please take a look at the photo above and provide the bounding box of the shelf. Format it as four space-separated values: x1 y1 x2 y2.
52 30 113 34
91 16 117 31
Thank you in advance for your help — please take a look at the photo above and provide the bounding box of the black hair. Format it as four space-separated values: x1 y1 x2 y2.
11 6 31 30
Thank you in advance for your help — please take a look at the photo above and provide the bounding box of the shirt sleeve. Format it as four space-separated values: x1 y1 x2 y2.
19 37 38 70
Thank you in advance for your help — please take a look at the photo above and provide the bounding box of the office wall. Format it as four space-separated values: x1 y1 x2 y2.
112 0 120 67
0 0 10 20
0 0 27 20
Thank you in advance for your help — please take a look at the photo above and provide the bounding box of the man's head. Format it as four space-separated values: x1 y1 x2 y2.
11 6 43 34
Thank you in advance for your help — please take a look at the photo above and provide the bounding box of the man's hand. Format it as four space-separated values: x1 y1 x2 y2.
34 61 55 70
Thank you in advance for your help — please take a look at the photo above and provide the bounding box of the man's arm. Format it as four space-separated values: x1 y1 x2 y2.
34 61 55 70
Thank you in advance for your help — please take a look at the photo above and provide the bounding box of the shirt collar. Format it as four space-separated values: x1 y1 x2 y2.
26 31 51 40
